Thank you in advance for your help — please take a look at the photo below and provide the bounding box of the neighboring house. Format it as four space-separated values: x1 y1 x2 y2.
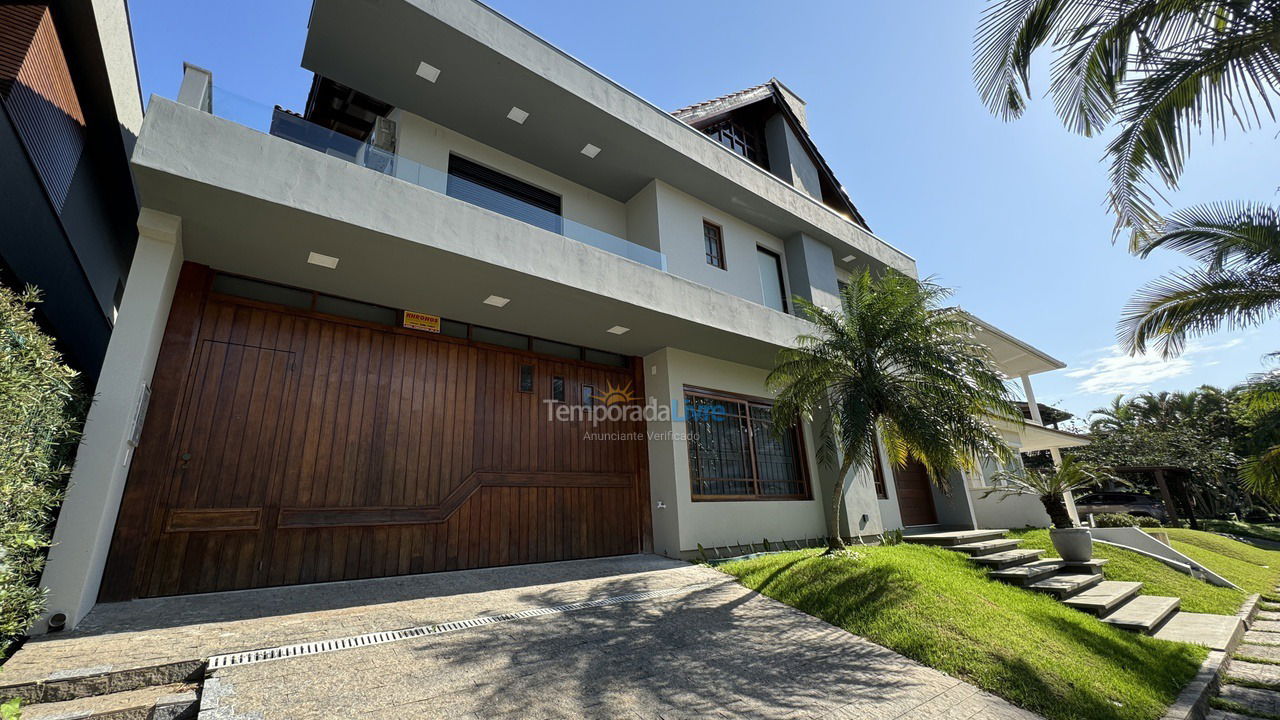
0 1 143 384
39 0 1078 631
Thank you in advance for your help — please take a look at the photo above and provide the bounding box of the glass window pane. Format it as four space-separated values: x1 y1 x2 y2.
472 326 528 350
212 274 311 309
757 249 786 312
314 294 397 326
519 364 534 393
551 376 565 402
531 338 581 360
583 349 627 367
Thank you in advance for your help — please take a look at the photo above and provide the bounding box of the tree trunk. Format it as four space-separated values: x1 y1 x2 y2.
823 454 857 554
1040 494 1075 529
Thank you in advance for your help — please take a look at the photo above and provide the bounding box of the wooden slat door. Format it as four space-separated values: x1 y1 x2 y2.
894 460 938 527
103 267 648 599
141 339 297 596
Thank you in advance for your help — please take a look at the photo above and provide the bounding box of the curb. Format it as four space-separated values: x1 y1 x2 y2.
1159 593 1260 720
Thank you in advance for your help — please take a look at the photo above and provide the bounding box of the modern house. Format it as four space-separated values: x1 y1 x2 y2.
0 0 142 385
37 0 1086 631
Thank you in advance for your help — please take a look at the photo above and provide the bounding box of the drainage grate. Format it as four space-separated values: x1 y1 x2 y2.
206 580 717 670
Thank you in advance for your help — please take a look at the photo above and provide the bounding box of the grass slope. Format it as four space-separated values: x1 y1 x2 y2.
1011 529 1247 615
1163 529 1280 596
722 545 1205 720
1201 520 1280 544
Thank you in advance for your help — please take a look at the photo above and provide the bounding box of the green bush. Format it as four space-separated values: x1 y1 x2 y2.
0 285 84 652
1092 512 1160 528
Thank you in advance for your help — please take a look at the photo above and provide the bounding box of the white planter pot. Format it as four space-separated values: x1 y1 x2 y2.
1050 527 1092 562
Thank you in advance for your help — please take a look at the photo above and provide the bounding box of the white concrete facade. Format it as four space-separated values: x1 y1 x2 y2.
37 0 1082 629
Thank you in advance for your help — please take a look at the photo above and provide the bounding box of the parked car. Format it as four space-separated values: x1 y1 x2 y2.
1074 491 1169 523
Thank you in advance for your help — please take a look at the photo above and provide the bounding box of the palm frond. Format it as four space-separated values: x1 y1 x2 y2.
1119 263 1280 356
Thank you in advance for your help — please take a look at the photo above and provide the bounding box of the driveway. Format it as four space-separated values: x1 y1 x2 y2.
8 555 1038 718
192 558 1036 719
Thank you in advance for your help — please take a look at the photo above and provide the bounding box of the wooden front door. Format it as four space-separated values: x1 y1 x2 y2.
101 265 650 599
894 460 937 526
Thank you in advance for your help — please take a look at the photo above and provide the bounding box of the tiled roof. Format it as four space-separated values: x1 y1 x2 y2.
670 82 771 120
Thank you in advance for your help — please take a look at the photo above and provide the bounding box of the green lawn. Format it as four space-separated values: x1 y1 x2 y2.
1010 529 1249 615
1163 528 1280 597
1200 520 1280 544
721 545 1206 720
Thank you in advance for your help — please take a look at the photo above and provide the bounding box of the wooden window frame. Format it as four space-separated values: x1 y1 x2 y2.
550 375 566 403
684 386 811 502
703 220 726 270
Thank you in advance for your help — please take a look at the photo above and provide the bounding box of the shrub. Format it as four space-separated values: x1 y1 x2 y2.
0 285 84 652
1091 512 1162 528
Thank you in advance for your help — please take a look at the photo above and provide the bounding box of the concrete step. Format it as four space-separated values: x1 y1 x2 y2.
949 538 1022 556
970 549 1044 570
988 559 1064 586
1027 572 1103 599
1153 612 1245 651
1217 684 1280 718
1062 581 1143 615
901 529 1008 547
1060 558 1110 574
20 683 197 720
1102 595 1181 634
0 660 204 706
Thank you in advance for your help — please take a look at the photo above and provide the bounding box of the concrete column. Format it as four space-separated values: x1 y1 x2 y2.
1021 372 1078 524
176 62 212 112
37 210 183 632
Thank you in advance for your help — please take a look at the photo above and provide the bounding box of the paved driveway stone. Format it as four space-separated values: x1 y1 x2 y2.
199 568 1039 719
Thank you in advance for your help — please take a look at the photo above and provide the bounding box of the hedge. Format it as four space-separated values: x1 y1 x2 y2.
0 285 84 653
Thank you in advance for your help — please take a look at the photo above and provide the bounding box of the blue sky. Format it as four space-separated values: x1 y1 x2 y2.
127 0 1277 422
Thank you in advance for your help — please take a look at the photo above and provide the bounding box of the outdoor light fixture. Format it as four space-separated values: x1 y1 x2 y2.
483 295 510 307
507 107 529 124
841 255 856 263
307 252 339 269
580 143 601 158
607 325 629 335
415 61 441 83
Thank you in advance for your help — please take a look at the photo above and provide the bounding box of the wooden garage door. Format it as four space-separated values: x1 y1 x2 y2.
100 265 649 600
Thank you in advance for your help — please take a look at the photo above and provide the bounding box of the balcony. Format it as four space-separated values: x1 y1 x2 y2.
210 86 667 271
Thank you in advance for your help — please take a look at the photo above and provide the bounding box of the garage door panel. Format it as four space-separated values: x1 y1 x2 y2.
105 277 646 599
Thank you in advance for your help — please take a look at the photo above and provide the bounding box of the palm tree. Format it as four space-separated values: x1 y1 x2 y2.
974 0 1280 245
984 456 1110 529
766 271 1021 552
1119 202 1280 357
1089 395 1139 433
1239 368 1280 499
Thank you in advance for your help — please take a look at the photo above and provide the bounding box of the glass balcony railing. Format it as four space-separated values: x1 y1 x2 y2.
208 86 667 271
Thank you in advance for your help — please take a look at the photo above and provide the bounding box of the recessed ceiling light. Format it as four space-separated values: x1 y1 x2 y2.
607 325 629 335
841 255 856 262
307 251 339 269
483 295 510 307
581 143 601 158
415 61 441 82
507 106 529 124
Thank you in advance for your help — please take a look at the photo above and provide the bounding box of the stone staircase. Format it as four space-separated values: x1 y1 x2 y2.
904 529 1219 637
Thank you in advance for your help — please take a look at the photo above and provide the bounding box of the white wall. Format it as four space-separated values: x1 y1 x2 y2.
649 180 792 309
968 452 1053 529
391 109 629 241
643 347 832 555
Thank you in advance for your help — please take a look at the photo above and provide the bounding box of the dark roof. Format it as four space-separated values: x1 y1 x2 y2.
670 79 871 231
1015 401 1073 425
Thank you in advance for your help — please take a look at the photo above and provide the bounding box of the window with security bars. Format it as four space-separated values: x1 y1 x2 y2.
684 389 808 500
703 220 725 269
